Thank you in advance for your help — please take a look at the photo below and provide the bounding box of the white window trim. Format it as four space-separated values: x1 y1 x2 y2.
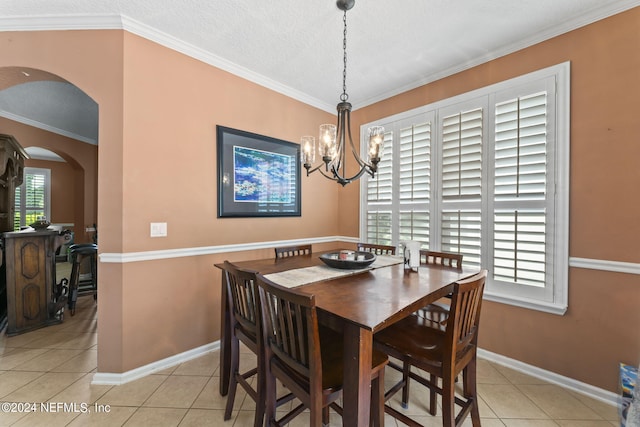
359 62 570 315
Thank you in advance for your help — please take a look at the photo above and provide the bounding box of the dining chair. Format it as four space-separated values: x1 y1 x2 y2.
374 270 487 427
357 242 397 255
416 250 464 320
220 261 267 427
274 244 312 259
256 273 389 427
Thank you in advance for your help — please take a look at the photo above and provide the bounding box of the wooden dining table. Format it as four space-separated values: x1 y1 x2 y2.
215 250 478 426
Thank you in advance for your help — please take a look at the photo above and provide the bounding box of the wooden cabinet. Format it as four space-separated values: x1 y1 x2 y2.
3 230 68 336
0 134 28 329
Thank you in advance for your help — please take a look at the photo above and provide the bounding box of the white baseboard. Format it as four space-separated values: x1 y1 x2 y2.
91 341 219 386
90 340 618 408
478 348 618 406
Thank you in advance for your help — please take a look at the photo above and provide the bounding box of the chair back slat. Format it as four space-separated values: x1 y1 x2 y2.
446 271 486 360
274 244 313 259
357 243 396 255
419 250 463 269
257 274 321 382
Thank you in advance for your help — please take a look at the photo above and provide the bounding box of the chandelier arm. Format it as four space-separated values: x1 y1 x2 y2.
330 163 372 186
304 162 331 176
345 107 370 169
318 167 340 182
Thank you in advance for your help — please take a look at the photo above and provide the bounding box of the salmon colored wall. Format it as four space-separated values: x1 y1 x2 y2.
120 33 337 252
1 28 339 373
1 29 126 371
113 33 339 371
25 158 76 226
0 118 98 239
350 8 640 391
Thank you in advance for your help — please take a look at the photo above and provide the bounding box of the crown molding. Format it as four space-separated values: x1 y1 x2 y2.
354 0 640 109
2 3 638 112
0 12 335 113
0 13 123 31
0 110 97 144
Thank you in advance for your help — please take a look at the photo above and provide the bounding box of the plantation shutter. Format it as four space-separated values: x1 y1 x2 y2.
441 109 483 201
26 172 47 225
15 168 50 229
398 122 431 245
439 108 483 266
365 130 393 245
367 131 393 203
493 91 548 287
13 184 21 230
365 210 393 245
361 62 569 313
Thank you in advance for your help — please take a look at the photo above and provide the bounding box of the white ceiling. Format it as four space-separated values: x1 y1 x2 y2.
1 0 639 146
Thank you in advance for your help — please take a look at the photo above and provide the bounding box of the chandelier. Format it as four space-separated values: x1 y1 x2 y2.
300 0 385 186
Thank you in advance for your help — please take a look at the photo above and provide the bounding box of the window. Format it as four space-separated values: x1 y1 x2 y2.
14 167 51 229
360 62 569 314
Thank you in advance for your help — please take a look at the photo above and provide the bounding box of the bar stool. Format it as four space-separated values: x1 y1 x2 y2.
68 243 98 315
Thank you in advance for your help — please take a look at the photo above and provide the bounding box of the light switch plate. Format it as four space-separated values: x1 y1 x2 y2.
150 222 167 237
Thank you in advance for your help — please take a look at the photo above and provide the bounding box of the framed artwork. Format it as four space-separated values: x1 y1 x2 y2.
217 126 301 217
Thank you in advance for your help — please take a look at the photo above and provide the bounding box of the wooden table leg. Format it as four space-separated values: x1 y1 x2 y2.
342 322 373 427
219 270 231 396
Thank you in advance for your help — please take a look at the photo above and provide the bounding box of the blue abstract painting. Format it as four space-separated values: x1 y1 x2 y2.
233 146 294 203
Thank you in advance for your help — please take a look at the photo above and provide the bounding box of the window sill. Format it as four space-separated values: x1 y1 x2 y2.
483 291 567 315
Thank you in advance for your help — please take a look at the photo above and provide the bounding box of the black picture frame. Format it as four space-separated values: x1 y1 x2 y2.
217 126 301 218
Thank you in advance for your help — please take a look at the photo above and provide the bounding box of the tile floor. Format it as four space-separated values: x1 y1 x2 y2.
0 264 621 426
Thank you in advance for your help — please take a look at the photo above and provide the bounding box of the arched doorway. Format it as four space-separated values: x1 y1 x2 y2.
0 66 98 329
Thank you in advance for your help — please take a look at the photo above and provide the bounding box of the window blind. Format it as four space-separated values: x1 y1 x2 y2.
399 210 430 246
441 209 482 267
367 131 393 202
360 62 569 313
14 168 50 228
493 92 548 287
442 109 483 201
365 210 393 246
399 123 430 202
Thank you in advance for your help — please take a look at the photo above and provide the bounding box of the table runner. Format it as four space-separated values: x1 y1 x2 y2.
263 254 404 289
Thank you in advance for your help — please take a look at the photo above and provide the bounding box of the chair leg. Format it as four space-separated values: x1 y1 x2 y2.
322 406 330 426
254 351 266 427
463 361 481 427
370 370 385 427
223 338 239 420
441 374 456 427
309 400 323 427
401 361 411 409
68 256 81 316
264 360 278 427
429 373 438 415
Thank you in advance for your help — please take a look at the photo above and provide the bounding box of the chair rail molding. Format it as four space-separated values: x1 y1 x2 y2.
569 257 640 275
99 236 359 263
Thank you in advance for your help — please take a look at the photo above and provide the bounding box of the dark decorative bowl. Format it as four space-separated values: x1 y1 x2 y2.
29 219 51 230
319 251 377 270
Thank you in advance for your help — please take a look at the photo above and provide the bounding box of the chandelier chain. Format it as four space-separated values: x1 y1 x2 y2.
341 9 348 102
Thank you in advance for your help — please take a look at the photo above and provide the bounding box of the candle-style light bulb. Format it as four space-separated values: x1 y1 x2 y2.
300 136 316 166
367 126 385 162
319 124 337 164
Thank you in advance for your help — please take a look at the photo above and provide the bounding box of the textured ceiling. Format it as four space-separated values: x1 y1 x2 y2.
1 0 639 145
